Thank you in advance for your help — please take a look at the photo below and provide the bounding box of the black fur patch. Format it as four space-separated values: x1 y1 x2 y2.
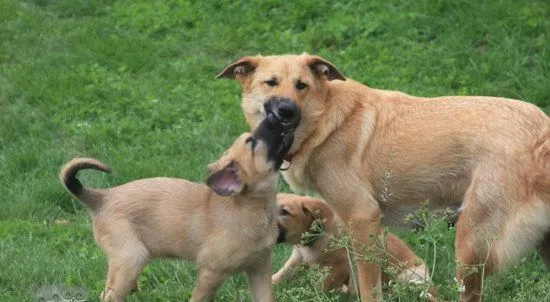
276 227 287 244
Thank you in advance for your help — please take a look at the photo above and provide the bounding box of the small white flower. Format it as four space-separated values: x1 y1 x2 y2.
76 121 91 128
454 277 466 293
420 291 433 299
408 279 425 285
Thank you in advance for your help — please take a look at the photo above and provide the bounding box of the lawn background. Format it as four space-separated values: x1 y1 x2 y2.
1 0 549 301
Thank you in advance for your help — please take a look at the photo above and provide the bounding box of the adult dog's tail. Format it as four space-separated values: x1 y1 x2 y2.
59 157 111 210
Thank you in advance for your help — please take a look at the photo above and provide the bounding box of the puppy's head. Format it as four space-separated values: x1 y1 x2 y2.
217 54 345 155
276 193 331 245
206 110 298 197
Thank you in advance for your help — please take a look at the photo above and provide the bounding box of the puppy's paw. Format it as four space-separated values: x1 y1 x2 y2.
271 274 281 285
100 288 115 302
340 285 349 294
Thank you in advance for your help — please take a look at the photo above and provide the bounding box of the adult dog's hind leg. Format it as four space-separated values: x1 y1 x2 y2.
455 213 495 302
452 163 548 302
454 171 501 302
538 232 550 268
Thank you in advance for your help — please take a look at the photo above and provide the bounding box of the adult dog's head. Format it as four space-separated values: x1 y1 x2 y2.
217 54 346 157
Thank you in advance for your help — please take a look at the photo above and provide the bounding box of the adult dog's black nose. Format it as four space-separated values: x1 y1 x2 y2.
264 97 301 133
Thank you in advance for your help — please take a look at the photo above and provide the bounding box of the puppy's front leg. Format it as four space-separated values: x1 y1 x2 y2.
246 253 275 302
190 268 229 302
272 247 303 284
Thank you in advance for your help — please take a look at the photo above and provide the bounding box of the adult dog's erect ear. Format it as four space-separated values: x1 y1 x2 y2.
306 56 346 81
216 56 260 79
206 162 244 196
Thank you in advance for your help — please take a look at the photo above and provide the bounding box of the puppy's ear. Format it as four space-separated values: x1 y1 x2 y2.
301 199 334 222
301 202 324 220
306 56 346 81
206 162 244 196
216 56 260 79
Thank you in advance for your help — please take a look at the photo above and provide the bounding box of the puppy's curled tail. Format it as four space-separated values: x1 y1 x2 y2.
59 157 111 210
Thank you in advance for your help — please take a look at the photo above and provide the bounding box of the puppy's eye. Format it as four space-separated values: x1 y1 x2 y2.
246 136 257 150
265 79 277 87
280 207 290 216
295 81 308 90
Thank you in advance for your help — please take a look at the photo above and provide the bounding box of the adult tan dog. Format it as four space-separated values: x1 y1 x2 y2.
59 105 300 302
273 193 435 299
217 54 550 301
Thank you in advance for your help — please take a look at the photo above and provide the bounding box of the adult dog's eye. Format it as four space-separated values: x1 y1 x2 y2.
295 81 308 90
265 79 277 87
246 136 257 150
280 207 290 216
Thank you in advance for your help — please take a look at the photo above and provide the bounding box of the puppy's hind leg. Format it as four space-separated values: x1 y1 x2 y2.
190 268 229 302
101 245 149 302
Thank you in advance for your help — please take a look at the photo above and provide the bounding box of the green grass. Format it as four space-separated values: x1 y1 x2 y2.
1 0 549 301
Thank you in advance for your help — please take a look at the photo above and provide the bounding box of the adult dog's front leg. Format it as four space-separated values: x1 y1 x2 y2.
336 201 384 302
352 215 384 301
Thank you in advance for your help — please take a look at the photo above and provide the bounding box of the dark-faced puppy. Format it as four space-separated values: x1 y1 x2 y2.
59 108 300 302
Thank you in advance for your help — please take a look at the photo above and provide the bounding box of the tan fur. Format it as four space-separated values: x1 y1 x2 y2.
219 54 550 302
273 194 439 301
59 133 279 302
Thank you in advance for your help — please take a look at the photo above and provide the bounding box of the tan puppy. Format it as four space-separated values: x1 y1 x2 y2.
59 108 299 302
217 54 550 301
273 193 434 299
